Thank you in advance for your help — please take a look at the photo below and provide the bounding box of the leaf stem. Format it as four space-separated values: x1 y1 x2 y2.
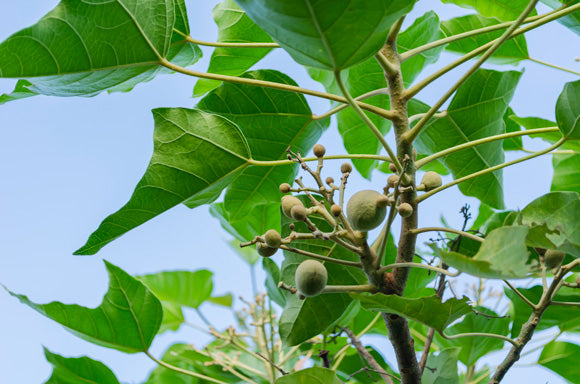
185 35 280 48
503 280 537 310
440 332 518 347
333 70 402 172
145 351 228 384
312 88 389 120
248 154 390 167
409 227 484 243
279 245 362 268
415 127 560 169
403 0 539 144
323 284 378 294
378 262 461 277
528 56 580 76
159 59 394 120
417 138 566 203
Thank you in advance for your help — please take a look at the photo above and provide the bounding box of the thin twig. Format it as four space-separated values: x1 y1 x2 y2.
343 327 395 384
409 227 484 243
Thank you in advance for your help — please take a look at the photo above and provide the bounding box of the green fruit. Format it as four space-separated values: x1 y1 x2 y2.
295 260 328 297
387 174 399 188
257 243 277 257
290 204 308 221
282 195 304 218
398 202 413 218
544 249 565 269
346 190 387 231
421 171 442 191
264 229 282 248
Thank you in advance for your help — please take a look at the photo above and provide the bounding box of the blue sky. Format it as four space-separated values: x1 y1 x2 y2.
0 1 577 383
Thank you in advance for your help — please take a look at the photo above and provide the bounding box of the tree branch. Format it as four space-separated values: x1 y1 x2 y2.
343 327 395 384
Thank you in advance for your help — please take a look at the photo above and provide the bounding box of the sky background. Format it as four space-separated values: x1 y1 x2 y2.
0 1 578 383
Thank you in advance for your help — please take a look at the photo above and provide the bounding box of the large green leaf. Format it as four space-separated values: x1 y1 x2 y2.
43 348 120 384
518 191 580 257
193 0 275 96
0 0 199 98
307 12 442 178
236 0 416 70
556 80 580 140
275 367 342 384
351 293 472 333
441 0 534 21
137 270 214 332
279 198 367 346
503 107 524 150
198 70 328 221
552 153 580 194
436 226 532 279
75 108 251 255
422 348 461 384
209 201 280 242
509 115 580 152
539 342 580 383
7 261 162 353
435 307 510 366
441 14 529 64
412 69 523 208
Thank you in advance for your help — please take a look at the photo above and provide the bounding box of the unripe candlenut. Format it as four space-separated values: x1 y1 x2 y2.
290 204 308 221
313 144 326 157
398 202 413 218
421 171 442 191
331 204 342 217
257 243 277 257
346 190 387 231
341 162 352 174
282 195 304 218
279 183 291 193
264 229 282 248
544 249 565 269
387 174 399 188
295 259 328 297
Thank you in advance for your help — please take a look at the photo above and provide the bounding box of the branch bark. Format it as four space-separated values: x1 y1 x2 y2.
343 327 395 384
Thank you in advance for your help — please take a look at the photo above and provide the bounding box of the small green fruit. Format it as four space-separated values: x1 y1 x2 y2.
295 260 328 297
282 195 304 218
346 190 387 231
290 204 308 221
313 144 326 157
257 243 277 257
421 171 442 191
387 174 399 188
544 249 565 269
264 229 282 248
398 202 413 218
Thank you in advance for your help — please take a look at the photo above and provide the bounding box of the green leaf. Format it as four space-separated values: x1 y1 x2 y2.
422 348 461 384
75 108 251 255
412 69 523 208
335 345 397 383
193 0 275 96
440 14 529 64
540 0 580 37
236 0 416 70
279 197 367 346
207 293 234 307
158 302 184 333
556 80 580 140
552 153 580 194
137 270 213 309
519 191 580 257
209 201 281 242
436 226 532 279
538 341 580 383
351 293 471 333
198 70 328 220
263 257 286 308
441 0 534 21
43 348 120 384
436 307 510 366
505 285 580 337
275 367 342 384
7 261 162 353
307 11 442 178
0 0 199 98
0 80 35 105
503 108 524 150
508 115 580 152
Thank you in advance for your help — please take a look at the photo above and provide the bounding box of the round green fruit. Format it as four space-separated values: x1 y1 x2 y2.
282 195 304 218
346 190 387 231
264 229 282 248
398 202 413 218
421 171 442 191
544 249 565 269
257 243 277 257
295 260 328 297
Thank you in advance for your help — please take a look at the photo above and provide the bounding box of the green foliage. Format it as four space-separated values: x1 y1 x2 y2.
421 348 461 384
236 0 416 70
556 79 580 139
43 348 120 384
275 367 342 383
538 341 580 383
7 261 162 353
